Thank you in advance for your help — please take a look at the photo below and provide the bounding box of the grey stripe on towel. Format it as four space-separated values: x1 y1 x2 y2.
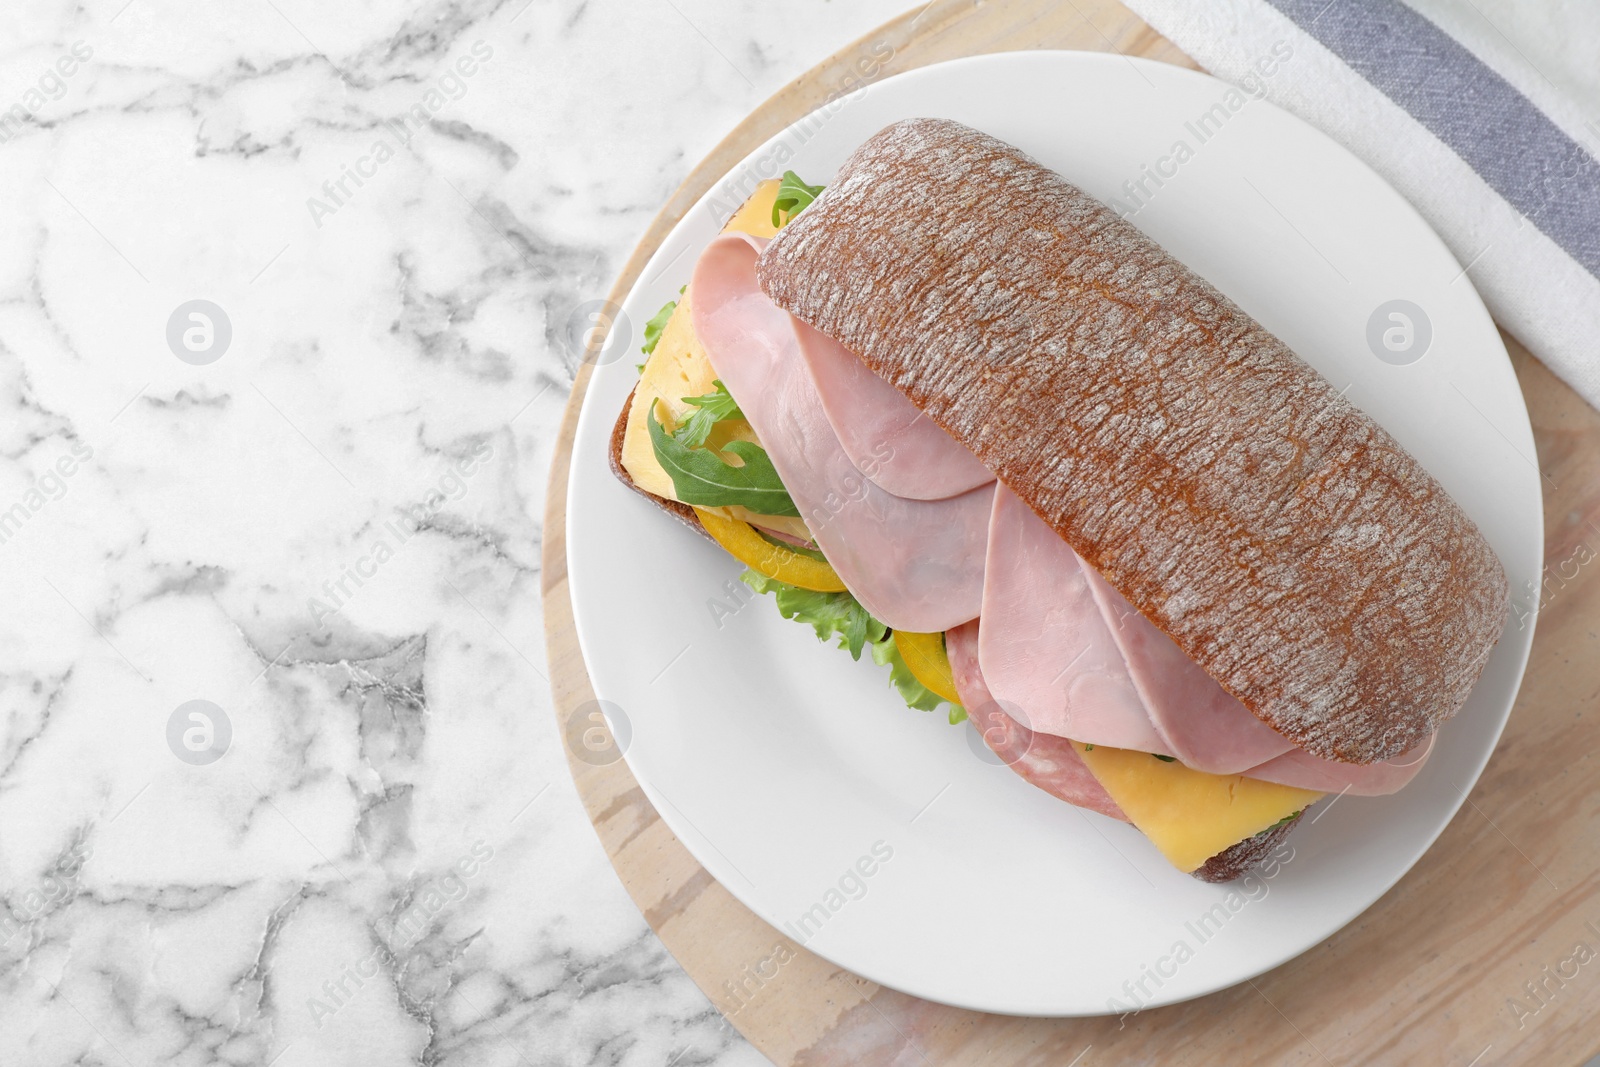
1264 0 1600 280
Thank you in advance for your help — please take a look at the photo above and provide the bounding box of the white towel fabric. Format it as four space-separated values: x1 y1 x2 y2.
1122 0 1600 413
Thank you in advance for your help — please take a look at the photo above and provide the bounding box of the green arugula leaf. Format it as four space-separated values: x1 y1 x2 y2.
1152 753 1177 762
771 170 825 227
740 570 965 722
648 408 800 516
673 380 744 448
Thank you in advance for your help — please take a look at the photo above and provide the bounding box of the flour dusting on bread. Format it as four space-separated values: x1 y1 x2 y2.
757 118 1509 764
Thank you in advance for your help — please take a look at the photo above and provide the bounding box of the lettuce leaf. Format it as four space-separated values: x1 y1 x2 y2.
648 408 800 516
741 569 882 660
641 297 677 356
871 635 965 722
741 569 965 723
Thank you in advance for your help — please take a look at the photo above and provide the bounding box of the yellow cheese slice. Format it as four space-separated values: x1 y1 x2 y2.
620 286 725 499
723 180 786 239
619 178 812 542
1072 742 1322 873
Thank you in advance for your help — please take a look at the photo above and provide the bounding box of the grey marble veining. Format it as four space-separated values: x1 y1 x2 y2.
0 1 912 1063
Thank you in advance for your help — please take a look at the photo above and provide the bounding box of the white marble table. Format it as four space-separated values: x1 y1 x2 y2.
0 2 910 1063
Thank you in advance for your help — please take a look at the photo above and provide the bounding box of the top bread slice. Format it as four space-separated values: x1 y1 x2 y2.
755 117 1509 764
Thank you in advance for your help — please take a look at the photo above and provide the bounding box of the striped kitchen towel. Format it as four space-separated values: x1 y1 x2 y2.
1122 0 1600 413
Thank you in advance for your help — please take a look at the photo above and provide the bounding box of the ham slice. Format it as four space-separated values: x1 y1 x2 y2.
947 621 1126 821
683 232 1439 800
1077 564 1431 791
978 485 1173 755
1243 739 1432 796
791 323 994 500
1080 566 1296 774
690 232 990 632
979 485 1427 792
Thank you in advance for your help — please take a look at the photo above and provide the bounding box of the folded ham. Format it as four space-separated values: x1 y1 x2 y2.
951 617 1310 883
791 307 995 501
979 485 1174 755
946 621 1126 822
1080 563 1294 774
1245 740 1432 795
690 232 991 633
685 230 1434 798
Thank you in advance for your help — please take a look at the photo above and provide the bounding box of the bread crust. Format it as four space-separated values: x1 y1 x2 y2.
1191 811 1303 883
608 385 713 542
756 118 1509 764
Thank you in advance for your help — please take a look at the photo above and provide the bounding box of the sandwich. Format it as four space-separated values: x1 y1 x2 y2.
609 118 1509 882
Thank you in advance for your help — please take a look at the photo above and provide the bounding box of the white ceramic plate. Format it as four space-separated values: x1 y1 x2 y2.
565 51 1541 1017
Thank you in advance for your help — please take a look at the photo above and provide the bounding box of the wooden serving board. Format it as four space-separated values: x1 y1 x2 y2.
541 2 1600 1062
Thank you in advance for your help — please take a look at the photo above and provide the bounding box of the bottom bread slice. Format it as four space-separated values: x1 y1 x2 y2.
1191 812 1303 883
609 384 713 542
609 387 1303 881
